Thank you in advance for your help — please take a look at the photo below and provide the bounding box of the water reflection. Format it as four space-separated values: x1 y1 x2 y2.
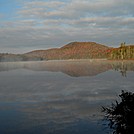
0 60 134 133
102 90 134 134
0 60 134 77
111 61 134 77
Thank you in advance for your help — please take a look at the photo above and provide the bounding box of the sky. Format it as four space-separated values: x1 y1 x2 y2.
0 0 134 53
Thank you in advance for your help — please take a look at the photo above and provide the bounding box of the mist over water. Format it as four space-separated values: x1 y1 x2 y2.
0 60 134 134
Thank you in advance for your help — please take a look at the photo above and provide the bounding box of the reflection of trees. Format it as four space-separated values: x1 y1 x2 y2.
102 90 134 134
111 62 134 77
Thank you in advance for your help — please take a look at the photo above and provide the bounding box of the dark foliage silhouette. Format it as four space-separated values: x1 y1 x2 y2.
102 90 134 134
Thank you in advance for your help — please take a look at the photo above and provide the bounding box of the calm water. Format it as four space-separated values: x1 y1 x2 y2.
0 60 134 134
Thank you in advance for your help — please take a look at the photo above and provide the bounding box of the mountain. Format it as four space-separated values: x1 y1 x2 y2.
24 42 110 60
0 42 133 62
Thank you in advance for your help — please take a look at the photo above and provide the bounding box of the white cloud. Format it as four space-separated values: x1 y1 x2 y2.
25 1 65 8
18 0 134 19
0 0 134 53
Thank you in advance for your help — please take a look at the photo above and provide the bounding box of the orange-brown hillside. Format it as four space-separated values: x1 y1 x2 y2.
25 42 110 60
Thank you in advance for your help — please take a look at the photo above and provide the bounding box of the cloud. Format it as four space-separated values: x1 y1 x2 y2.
25 1 65 8
0 0 134 53
18 0 134 19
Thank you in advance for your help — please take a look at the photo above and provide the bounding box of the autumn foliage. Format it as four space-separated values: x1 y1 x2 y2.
25 42 110 60
0 42 134 61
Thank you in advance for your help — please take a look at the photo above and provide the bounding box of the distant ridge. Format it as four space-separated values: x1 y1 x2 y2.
25 42 110 60
0 41 134 62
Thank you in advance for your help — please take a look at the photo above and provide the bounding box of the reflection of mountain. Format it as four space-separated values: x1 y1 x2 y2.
0 60 112 77
24 60 113 77
0 60 134 77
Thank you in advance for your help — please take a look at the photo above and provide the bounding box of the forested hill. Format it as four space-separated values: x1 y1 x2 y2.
0 42 134 62
24 42 110 60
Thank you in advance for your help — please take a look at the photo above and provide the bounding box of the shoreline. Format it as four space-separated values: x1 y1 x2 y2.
0 58 134 64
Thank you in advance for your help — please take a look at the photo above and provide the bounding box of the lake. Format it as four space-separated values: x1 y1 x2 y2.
0 60 134 134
